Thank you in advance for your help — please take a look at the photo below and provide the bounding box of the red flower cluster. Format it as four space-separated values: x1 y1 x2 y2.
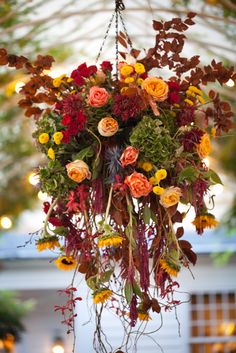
71 62 97 86
182 128 204 152
167 81 180 104
112 93 141 121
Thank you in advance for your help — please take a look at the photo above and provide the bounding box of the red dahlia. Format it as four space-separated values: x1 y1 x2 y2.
112 94 141 121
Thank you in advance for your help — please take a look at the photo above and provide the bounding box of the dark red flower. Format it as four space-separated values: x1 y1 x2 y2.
100 61 113 72
177 106 195 126
112 94 141 121
70 70 85 86
43 202 50 213
76 111 87 130
48 217 63 227
62 94 83 117
168 81 180 91
168 81 180 104
61 114 72 126
77 63 97 77
168 92 180 104
181 128 204 152
62 130 71 144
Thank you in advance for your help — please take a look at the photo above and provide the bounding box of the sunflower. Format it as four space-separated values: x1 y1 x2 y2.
97 234 123 248
192 213 219 234
160 258 180 277
36 236 60 252
93 289 112 304
138 310 151 321
54 256 77 271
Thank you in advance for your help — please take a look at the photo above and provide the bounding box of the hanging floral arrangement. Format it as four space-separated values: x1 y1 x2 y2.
1 8 235 353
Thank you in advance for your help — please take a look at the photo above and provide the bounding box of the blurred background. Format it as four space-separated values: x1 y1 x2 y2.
0 0 236 352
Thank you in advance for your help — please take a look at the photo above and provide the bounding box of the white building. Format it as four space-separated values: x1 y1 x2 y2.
0 227 236 353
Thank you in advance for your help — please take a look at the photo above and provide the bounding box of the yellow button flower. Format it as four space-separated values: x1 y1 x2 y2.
149 176 157 185
125 77 135 84
134 63 145 74
53 131 63 145
120 65 134 77
120 87 128 94
188 86 203 96
38 133 49 144
137 78 144 86
155 169 167 183
48 147 55 160
153 186 165 195
184 98 194 106
197 95 205 105
141 162 153 172
53 74 66 88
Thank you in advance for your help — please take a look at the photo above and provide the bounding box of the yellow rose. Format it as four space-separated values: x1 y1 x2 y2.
53 131 63 145
134 63 145 74
159 187 182 208
47 147 55 160
197 133 212 158
142 77 169 101
66 160 91 183
155 169 167 183
39 133 49 144
120 65 134 77
97 117 119 137
153 186 165 195
137 78 144 86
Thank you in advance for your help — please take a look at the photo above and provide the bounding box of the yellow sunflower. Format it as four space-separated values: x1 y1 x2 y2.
138 311 151 321
192 213 219 232
97 234 123 248
160 258 180 277
36 236 60 252
93 289 112 304
54 256 77 271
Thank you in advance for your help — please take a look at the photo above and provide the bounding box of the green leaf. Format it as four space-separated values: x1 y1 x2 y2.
73 146 94 161
205 169 223 185
178 166 199 183
133 280 142 298
53 226 67 236
124 281 133 304
86 275 98 291
143 204 151 224
100 269 114 283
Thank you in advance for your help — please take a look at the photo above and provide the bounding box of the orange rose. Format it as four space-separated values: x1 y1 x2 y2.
120 146 139 168
142 77 169 101
97 117 119 137
87 86 110 107
124 172 153 198
159 187 182 208
66 160 91 183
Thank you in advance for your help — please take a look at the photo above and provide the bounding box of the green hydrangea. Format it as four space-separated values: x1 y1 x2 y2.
130 115 177 168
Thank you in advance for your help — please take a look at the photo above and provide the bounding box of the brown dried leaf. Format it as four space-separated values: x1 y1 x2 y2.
117 35 127 48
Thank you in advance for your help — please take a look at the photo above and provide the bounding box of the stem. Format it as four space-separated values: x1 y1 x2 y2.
104 185 113 224
86 128 102 165
42 197 58 237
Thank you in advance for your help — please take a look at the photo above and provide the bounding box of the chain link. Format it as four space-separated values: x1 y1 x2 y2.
96 0 132 80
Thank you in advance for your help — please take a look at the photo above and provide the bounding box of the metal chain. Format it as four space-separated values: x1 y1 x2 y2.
96 0 131 80
96 11 115 63
119 11 133 52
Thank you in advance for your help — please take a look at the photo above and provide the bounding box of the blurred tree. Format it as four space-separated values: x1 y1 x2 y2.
0 291 34 353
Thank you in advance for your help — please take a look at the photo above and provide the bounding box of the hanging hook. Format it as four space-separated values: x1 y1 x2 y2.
115 0 125 11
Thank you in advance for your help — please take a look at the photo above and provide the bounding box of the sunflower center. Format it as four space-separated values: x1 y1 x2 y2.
61 259 73 265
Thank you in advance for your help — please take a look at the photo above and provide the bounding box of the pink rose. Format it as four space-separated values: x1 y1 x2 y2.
120 146 139 168
87 86 110 108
